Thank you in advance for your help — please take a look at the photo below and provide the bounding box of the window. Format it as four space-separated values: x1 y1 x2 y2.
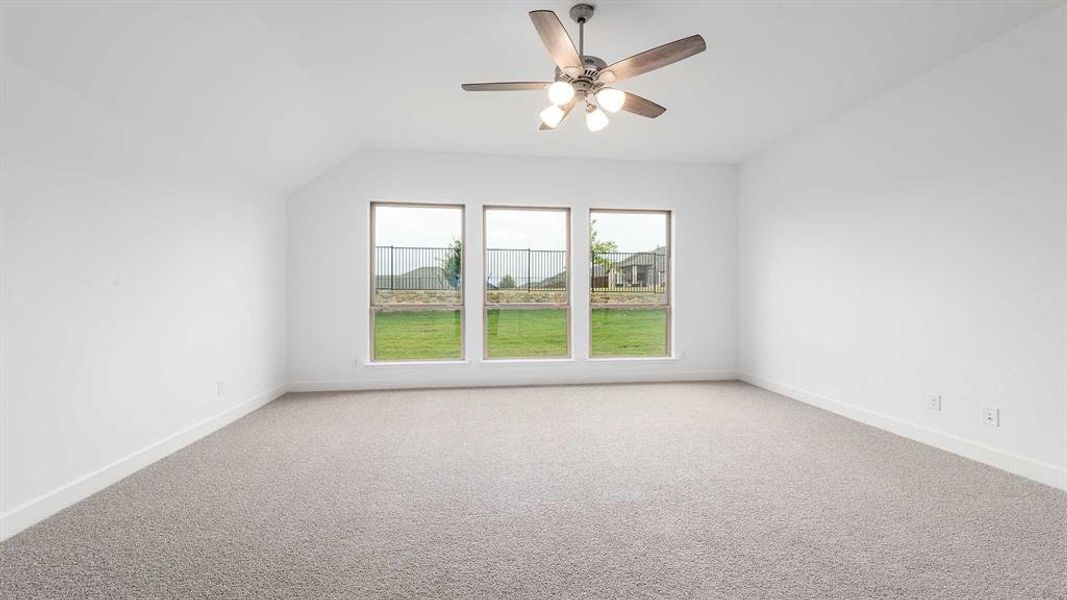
371 203 464 361
484 207 570 359
589 210 670 357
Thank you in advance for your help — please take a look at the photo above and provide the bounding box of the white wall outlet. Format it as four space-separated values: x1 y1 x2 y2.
216 380 226 396
927 394 941 411
982 407 999 427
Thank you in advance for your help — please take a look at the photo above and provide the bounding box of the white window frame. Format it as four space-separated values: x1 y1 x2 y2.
482 205 572 361
369 201 466 363
588 208 672 358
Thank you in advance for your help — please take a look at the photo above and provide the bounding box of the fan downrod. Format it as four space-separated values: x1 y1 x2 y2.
569 4 594 24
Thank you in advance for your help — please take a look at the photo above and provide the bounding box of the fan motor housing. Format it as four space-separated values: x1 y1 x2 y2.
555 55 607 91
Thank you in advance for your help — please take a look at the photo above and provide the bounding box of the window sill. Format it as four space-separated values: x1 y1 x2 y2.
363 357 680 366
365 360 469 367
481 357 576 364
586 356 679 362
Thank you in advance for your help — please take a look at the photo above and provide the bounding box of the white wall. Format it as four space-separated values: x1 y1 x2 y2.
738 7 1066 489
288 149 737 390
0 61 288 538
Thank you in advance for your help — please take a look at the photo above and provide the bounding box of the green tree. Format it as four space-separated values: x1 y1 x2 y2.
442 239 462 289
499 274 516 289
590 219 618 272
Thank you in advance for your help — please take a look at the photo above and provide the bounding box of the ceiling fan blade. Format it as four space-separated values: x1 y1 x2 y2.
462 82 553 92
539 99 577 130
529 10 582 76
620 92 666 118
599 34 706 83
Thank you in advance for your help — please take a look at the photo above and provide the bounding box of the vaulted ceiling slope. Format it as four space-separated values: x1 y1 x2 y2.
1 1 1060 193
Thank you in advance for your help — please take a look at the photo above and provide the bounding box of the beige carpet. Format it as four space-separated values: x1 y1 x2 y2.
2 382 1065 599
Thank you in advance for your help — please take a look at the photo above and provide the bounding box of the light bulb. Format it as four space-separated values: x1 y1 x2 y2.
547 81 575 106
539 104 565 129
586 107 609 132
596 88 626 113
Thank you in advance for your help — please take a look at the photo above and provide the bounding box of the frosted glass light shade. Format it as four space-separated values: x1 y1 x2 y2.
547 81 575 106
596 88 626 113
539 105 566 128
586 107 609 132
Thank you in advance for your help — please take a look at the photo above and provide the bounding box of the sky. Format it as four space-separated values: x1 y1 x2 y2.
375 205 462 248
590 212 667 252
374 205 666 252
485 209 566 250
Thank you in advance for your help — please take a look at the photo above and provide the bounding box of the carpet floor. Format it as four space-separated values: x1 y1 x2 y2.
2 382 1065 599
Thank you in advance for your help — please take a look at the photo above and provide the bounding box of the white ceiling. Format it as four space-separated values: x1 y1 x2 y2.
2 1 1060 192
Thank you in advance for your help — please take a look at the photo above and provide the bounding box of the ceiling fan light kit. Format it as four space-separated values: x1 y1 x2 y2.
585 106 609 132
547 80 576 105
596 88 626 113
462 3 706 132
539 104 566 129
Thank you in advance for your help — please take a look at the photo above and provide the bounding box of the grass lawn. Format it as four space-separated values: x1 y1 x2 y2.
373 307 667 361
373 309 461 361
590 307 667 357
486 308 568 358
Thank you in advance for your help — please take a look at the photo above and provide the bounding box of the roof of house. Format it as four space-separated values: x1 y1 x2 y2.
532 272 567 289
609 247 667 269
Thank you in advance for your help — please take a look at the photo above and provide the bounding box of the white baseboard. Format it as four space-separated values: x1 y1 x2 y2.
288 368 737 393
738 373 1067 492
0 385 288 541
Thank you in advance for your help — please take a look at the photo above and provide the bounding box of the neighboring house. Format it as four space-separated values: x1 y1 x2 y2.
592 246 667 289
376 265 453 290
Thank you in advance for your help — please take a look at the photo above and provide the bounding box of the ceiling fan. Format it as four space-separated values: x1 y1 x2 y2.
462 4 706 132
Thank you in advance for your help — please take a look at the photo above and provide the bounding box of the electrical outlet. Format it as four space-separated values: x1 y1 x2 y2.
982 407 999 427
927 394 941 411
216 380 226 396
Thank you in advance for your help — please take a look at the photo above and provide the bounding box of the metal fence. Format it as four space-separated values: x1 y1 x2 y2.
485 248 567 291
591 251 668 293
374 246 665 292
374 246 460 290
